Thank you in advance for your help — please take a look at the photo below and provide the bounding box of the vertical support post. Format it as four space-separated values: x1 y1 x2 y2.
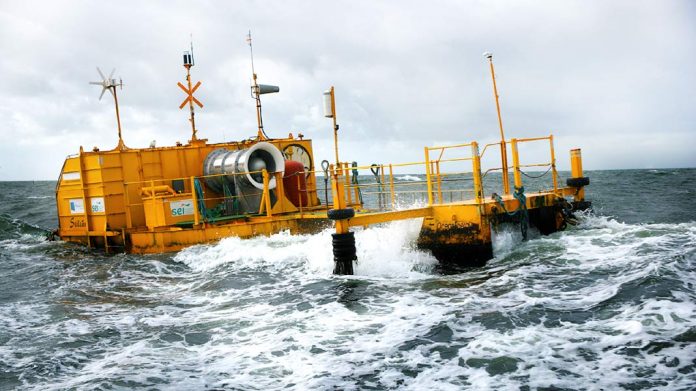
113 87 126 150
330 165 348 232
274 172 286 214
190 176 200 226
570 149 585 201
103 220 109 254
435 161 443 204
549 135 558 193
343 163 353 206
424 147 434 206
511 138 522 189
379 164 386 207
253 72 266 140
472 142 484 204
330 164 355 275
124 182 133 229
388 164 395 209
328 87 340 167
262 169 272 217
296 174 303 214
351 164 361 207
77 147 91 247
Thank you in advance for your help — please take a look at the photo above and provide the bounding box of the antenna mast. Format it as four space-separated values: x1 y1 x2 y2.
247 31 279 140
90 67 126 150
178 36 204 142
484 52 511 195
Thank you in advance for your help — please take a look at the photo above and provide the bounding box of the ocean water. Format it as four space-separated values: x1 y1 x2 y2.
0 169 695 390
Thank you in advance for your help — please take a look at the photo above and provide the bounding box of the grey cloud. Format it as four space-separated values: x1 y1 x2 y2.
0 0 694 180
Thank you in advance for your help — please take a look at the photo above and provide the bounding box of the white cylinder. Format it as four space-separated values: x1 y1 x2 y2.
203 142 285 192
322 90 333 118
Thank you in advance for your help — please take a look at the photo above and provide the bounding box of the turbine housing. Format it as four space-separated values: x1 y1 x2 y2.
203 142 285 213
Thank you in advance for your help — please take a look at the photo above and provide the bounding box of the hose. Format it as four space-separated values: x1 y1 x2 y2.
321 160 330 209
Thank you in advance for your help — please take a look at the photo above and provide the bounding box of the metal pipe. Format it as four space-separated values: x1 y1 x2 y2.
511 138 522 189
472 142 484 203
424 147 434 206
549 135 558 193
330 87 340 166
388 164 395 209
485 53 510 195
185 65 198 141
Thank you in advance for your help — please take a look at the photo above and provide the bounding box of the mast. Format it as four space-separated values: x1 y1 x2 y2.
113 86 125 149
246 31 279 140
484 52 511 195
178 39 203 143
89 67 126 150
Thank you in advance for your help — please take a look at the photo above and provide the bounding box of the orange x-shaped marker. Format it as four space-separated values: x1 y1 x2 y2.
178 81 203 109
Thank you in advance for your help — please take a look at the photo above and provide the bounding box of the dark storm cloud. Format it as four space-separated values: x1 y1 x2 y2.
0 0 694 179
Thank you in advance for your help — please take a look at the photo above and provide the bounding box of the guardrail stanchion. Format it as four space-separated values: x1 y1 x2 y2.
342 163 353 206
472 142 484 204
261 169 272 217
388 164 395 209
424 147 434 206
511 138 522 189
549 135 558 193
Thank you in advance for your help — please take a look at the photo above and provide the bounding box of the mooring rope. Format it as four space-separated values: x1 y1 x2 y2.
520 165 552 179
492 186 529 239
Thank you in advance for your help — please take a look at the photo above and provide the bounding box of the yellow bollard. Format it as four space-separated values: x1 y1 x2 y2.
570 149 585 202
570 149 583 178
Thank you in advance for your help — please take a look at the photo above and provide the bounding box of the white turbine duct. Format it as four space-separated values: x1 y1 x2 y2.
203 142 285 193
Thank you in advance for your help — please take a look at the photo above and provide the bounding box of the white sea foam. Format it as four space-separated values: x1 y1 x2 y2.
0 233 49 250
396 175 422 182
174 218 437 279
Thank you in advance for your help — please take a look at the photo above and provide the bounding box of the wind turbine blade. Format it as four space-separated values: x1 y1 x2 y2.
109 68 115 80
89 81 103 85
99 87 106 100
97 67 105 80
108 88 115 98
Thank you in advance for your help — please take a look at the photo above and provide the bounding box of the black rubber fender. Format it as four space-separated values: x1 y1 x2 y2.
566 177 590 188
327 207 355 220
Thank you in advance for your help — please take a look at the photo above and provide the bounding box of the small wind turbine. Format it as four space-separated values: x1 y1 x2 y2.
90 67 126 150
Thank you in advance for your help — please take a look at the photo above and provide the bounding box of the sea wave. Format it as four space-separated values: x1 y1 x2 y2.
2 180 696 389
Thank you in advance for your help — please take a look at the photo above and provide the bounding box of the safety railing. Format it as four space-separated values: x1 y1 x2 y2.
321 141 483 212
509 135 559 194
330 134 561 212
425 142 482 205
344 161 432 210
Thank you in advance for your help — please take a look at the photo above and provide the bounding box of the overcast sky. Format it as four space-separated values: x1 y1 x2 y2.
0 0 694 180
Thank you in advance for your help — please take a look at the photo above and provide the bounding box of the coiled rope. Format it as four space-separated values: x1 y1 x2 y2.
492 186 529 240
